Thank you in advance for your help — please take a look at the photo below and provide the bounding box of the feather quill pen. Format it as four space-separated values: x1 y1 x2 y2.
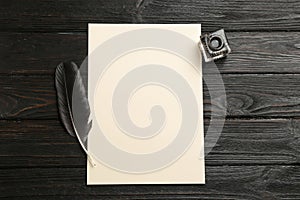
55 62 95 166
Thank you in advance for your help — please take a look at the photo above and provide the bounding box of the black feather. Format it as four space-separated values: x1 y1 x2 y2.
55 62 92 148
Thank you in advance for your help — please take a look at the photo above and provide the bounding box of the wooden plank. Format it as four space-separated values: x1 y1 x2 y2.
0 76 57 119
0 119 299 167
1 32 300 75
203 74 300 117
1 0 300 32
0 166 299 199
0 33 87 75
0 120 83 167
1 74 300 119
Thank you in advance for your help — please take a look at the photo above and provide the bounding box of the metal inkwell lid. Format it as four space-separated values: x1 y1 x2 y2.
199 29 231 62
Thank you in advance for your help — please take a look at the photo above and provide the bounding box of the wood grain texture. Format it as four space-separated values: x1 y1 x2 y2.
0 119 299 168
0 33 86 75
0 76 56 119
1 0 300 198
1 74 300 119
1 32 300 75
1 166 299 199
1 0 300 32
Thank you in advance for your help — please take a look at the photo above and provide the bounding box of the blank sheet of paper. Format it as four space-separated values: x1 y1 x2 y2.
87 24 204 184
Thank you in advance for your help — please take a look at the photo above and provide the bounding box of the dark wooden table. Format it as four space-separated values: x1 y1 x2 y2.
1 0 300 199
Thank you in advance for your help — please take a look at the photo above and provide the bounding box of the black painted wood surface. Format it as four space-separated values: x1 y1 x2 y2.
0 0 300 199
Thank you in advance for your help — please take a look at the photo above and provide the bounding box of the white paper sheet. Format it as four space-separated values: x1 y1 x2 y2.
87 24 204 184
